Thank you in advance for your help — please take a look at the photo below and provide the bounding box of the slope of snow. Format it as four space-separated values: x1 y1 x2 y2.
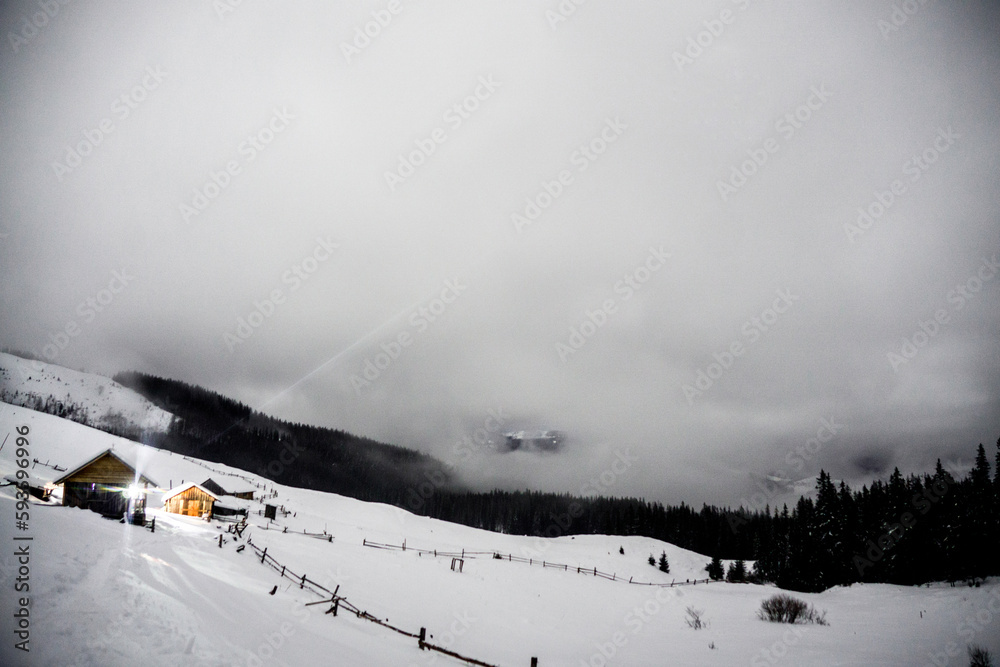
0 352 174 434
1 404 998 666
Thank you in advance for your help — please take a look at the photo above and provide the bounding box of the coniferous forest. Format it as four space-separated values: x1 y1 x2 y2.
21 370 989 593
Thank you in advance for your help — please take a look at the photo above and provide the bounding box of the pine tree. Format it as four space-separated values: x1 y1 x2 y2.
994 438 1000 575
967 444 992 575
705 555 724 581
726 559 747 582
813 470 842 588
659 551 670 573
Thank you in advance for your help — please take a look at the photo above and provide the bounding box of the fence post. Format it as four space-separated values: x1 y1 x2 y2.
531 658 538 667
261 547 267 564
419 627 426 649
300 574 306 589
281 565 285 578
150 517 155 533
218 534 223 548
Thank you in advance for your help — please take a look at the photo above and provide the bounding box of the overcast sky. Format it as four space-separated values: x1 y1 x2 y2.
2 1 998 507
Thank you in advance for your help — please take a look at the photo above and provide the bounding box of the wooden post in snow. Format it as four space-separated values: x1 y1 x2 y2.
418 627 426 650
218 534 223 548
261 547 267 564
531 658 538 667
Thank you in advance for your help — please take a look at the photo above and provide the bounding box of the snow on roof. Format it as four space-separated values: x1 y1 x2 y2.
213 495 253 511
161 482 218 503
204 477 257 495
3 473 48 489
53 448 158 487
505 430 563 441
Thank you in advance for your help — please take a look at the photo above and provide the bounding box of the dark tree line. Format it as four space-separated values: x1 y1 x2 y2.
742 444 1000 591
21 370 996 593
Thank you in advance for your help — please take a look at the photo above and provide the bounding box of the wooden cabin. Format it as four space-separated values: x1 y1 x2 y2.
201 477 256 501
162 483 218 517
53 449 156 518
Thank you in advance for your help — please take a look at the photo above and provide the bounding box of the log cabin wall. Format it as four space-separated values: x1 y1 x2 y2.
164 487 216 517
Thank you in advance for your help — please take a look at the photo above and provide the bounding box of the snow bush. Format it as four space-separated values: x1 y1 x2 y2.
968 644 995 667
757 594 828 625
685 606 706 630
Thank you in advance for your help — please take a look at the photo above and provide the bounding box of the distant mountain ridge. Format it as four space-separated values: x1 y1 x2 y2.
0 351 456 505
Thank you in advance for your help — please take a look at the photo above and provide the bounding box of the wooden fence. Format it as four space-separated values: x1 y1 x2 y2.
362 539 716 588
243 538 503 666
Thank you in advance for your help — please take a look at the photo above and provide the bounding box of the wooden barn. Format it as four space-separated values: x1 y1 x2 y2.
162 483 218 517
201 477 256 500
53 449 156 518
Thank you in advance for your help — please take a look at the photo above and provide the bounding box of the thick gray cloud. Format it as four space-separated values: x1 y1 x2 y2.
2 0 998 507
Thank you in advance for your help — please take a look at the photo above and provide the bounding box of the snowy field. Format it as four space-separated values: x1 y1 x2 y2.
1 404 999 666
0 353 174 434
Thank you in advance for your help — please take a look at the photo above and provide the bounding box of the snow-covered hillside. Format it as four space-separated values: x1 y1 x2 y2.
0 352 174 434
1 404 998 666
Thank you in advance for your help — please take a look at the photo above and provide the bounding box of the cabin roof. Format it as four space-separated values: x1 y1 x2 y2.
53 448 157 487
3 473 48 489
203 477 257 495
213 495 252 511
161 482 219 503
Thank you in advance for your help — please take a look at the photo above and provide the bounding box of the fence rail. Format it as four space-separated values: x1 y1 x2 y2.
362 539 717 588
243 538 500 666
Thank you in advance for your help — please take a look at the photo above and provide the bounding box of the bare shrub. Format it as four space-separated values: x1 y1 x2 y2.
757 594 828 625
969 645 995 667
685 606 706 630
